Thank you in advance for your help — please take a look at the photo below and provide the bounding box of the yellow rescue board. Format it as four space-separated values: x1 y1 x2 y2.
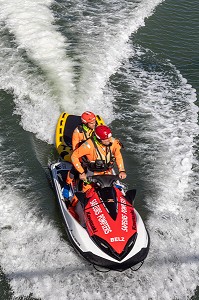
55 112 105 162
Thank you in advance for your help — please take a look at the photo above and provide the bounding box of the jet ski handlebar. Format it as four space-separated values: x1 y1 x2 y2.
87 174 119 188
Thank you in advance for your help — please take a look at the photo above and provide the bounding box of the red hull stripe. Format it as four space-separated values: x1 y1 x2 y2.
85 188 137 254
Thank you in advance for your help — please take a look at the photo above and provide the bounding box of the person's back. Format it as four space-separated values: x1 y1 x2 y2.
66 111 97 186
72 111 96 150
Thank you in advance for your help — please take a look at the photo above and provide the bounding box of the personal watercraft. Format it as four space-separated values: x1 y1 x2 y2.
49 113 150 271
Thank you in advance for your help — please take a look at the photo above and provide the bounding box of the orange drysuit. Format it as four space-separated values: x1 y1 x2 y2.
72 125 94 150
69 136 125 211
71 137 125 175
66 124 94 186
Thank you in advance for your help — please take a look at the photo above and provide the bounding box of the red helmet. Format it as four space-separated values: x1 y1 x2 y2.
81 111 96 124
95 125 112 140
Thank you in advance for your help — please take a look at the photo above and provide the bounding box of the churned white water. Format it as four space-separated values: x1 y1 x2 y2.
0 176 87 300
0 0 199 299
67 0 165 121
0 27 60 143
0 0 75 110
113 47 199 298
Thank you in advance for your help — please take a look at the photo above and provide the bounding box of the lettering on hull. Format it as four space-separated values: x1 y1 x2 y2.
110 237 125 242
86 212 98 233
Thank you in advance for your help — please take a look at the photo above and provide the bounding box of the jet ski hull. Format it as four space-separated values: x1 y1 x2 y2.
50 161 150 271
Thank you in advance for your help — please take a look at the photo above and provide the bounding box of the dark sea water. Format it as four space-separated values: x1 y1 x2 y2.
0 0 198 299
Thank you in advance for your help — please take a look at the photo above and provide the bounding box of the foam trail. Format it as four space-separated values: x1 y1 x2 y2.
68 0 164 120
0 180 87 299
115 46 199 212
0 32 60 144
110 47 199 299
0 0 75 111
122 56 199 209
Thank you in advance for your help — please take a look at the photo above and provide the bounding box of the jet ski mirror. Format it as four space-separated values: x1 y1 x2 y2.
125 189 136 204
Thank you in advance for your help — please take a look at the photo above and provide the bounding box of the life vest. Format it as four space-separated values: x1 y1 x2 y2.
84 136 116 172
77 124 94 146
